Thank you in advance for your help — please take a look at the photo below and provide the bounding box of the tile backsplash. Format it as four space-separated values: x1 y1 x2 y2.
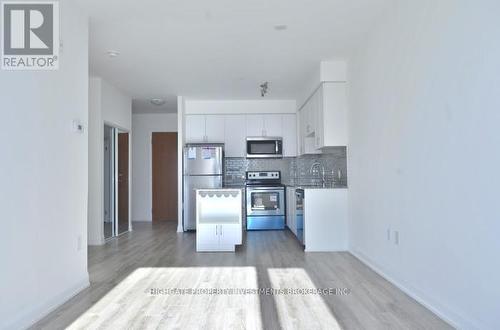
224 147 347 187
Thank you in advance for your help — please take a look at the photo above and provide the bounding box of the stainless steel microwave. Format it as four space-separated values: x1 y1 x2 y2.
246 137 283 158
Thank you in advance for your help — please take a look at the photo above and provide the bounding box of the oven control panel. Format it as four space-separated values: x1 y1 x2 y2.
246 171 281 180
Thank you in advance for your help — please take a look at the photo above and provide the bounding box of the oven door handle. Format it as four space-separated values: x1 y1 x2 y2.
246 186 284 191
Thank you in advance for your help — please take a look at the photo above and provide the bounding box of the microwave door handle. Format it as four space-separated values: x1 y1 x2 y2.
276 142 278 153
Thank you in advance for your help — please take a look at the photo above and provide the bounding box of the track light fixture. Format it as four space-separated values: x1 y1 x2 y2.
260 81 269 97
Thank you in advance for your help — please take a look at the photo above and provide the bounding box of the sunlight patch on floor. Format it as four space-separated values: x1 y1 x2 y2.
267 268 342 329
67 267 262 329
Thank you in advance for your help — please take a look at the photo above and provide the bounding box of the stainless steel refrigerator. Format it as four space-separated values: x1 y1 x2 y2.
183 143 224 230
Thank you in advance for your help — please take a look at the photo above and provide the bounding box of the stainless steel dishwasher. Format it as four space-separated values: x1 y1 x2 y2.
295 189 304 244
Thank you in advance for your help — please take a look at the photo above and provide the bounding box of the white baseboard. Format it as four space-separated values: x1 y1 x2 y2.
2 276 90 330
349 247 484 330
87 237 105 246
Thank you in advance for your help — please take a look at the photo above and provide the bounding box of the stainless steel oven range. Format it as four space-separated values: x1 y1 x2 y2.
245 171 285 230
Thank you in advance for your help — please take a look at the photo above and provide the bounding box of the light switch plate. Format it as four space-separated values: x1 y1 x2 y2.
72 120 84 133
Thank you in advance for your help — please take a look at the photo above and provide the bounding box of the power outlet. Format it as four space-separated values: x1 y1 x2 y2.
394 231 399 245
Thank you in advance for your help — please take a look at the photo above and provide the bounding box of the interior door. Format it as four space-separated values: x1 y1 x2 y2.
152 132 178 222
117 132 129 234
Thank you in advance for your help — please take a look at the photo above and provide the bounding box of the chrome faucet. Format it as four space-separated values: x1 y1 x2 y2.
309 161 326 187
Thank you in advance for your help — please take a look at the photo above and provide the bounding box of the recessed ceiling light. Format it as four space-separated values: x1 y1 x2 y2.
107 50 120 58
274 24 287 31
150 98 166 106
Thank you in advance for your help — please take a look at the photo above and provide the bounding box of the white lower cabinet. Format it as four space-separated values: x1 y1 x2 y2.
197 223 241 252
196 224 220 251
219 223 242 247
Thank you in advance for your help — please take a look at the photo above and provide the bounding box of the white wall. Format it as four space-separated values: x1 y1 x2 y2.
184 99 296 114
103 126 113 222
297 60 348 109
348 1 500 329
177 97 185 232
132 113 178 221
102 79 132 129
0 2 89 329
88 77 103 245
88 77 132 245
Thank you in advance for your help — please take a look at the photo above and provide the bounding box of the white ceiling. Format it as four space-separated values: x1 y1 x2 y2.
79 0 394 113
131 99 178 114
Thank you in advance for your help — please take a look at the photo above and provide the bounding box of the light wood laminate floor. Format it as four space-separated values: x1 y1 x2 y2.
32 222 451 330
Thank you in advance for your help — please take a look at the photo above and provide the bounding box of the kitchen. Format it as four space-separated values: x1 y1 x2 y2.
181 62 349 252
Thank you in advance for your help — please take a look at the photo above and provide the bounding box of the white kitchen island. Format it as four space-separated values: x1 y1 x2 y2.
196 189 243 252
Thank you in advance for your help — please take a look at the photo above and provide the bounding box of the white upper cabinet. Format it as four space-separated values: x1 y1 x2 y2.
185 115 225 143
185 115 206 142
297 82 347 154
297 109 304 155
263 114 282 137
245 114 286 137
224 115 246 157
282 114 297 157
245 114 265 136
319 82 347 147
186 113 297 157
205 115 225 143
